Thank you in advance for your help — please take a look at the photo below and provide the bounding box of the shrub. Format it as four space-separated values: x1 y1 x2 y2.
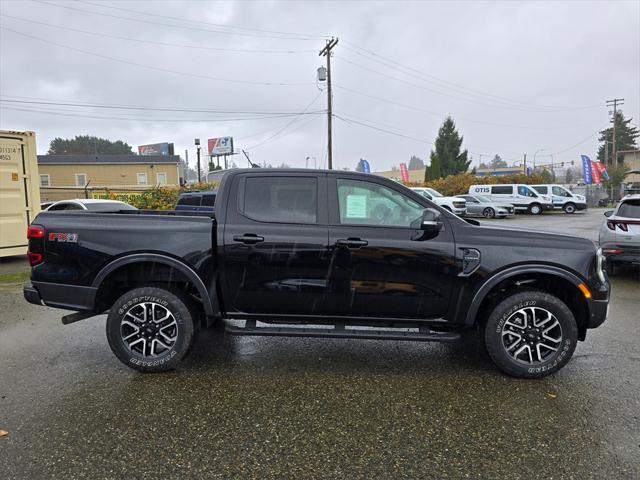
126 182 219 210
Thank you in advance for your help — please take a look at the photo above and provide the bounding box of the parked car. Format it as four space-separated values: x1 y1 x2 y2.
531 184 586 214
458 194 514 218
175 190 216 212
599 194 640 271
24 169 609 378
410 187 466 215
468 184 553 215
45 199 137 212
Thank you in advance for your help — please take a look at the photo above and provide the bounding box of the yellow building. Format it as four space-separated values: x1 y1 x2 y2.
37 154 181 201
620 150 640 182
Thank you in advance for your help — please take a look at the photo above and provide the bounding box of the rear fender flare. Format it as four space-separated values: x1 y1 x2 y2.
92 253 218 317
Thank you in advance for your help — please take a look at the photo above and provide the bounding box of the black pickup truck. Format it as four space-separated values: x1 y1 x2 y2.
24 169 610 377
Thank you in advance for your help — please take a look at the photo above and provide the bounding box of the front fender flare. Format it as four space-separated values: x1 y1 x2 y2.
464 264 588 326
92 253 218 317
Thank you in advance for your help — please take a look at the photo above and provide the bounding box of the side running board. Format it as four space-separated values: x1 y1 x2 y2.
224 320 461 342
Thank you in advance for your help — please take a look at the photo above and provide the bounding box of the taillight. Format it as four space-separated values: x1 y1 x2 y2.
28 252 43 266
27 224 45 266
607 221 615 231
27 225 45 238
617 222 628 232
607 221 629 231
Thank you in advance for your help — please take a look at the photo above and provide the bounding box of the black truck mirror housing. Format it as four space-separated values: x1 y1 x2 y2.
421 209 443 231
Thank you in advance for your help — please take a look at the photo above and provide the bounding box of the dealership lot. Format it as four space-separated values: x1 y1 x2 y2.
1 210 638 479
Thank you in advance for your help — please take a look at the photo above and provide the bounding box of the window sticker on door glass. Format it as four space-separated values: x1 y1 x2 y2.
345 194 368 218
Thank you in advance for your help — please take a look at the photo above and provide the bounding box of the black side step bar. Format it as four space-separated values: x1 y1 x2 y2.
224 320 460 343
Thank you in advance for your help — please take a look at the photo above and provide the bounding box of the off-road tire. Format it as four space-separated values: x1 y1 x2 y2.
484 290 578 378
106 286 196 373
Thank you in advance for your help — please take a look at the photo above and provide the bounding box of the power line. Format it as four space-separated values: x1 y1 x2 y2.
0 14 314 53
340 41 601 112
0 26 313 87
33 0 323 41
80 0 329 40
0 97 324 115
334 85 592 131
1 104 323 123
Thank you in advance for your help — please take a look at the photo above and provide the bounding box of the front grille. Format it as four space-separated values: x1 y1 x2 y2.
453 201 466 209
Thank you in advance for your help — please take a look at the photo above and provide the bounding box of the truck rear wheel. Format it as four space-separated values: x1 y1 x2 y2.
484 290 577 378
106 286 195 372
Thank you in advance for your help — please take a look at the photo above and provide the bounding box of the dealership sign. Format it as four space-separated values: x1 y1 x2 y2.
138 142 174 156
208 137 233 156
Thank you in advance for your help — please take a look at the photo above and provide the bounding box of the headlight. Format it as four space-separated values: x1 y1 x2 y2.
596 247 606 284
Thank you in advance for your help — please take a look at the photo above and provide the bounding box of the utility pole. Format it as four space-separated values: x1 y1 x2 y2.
606 98 624 166
319 38 338 170
523 153 527 175
194 138 201 183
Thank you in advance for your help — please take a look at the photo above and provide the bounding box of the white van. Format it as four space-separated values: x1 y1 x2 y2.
531 184 587 214
468 184 553 215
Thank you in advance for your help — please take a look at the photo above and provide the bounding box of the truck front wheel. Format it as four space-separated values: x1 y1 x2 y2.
106 286 195 372
484 290 578 378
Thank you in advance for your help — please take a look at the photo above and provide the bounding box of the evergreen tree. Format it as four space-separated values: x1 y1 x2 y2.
48 135 134 155
424 152 442 181
597 111 639 163
408 155 425 170
425 117 470 180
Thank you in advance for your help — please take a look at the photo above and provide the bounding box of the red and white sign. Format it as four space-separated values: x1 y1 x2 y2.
399 163 409 183
207 137 233 156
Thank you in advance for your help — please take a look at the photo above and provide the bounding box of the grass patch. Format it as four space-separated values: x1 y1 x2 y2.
0 272 30 285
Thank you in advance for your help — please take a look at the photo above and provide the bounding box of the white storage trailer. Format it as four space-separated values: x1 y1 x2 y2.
0 130 41 257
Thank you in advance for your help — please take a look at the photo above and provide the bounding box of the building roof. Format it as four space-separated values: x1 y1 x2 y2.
38 154 180 165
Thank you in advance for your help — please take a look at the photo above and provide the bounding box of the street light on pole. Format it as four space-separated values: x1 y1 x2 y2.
533 148 545 172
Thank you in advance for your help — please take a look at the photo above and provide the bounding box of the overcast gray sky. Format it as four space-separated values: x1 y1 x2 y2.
1 0 639 172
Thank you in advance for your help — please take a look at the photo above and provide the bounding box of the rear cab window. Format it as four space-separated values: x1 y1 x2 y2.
241 176 318 224
177 195 201 206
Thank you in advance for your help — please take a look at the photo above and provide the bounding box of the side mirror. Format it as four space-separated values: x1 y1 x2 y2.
604 210 613 217
421 209 443 231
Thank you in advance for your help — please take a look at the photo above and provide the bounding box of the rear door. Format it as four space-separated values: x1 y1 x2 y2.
222 173 330 316
326 176 456 319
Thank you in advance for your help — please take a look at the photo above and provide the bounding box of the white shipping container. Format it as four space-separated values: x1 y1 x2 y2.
0 130 41 257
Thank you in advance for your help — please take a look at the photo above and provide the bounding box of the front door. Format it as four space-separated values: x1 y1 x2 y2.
326 176 456 319
222 173 330 316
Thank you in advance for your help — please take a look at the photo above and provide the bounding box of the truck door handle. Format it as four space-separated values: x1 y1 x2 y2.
335 238 368 248
233 234 264 244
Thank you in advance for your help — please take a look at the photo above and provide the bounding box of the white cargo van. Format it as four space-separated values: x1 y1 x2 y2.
468 184 553 215
531 184 587 214
0 130 41 257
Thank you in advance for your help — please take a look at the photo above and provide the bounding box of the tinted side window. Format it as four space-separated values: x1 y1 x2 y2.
491 186 512 194
177 195 201 206
618 199 640 219
201 194 216 206
534 186 548 194
244 177 317 224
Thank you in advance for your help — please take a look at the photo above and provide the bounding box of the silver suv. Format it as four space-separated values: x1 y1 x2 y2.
599 194 640 270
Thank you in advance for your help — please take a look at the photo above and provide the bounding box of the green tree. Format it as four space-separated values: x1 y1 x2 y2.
564 168 574 184
355 160 364 172
597 111 639 164
539 169 553 183
603 163 630 189
425 117 470 180
424 153 442 181
48 135 134 155
490 154 508 168
408 155 425 170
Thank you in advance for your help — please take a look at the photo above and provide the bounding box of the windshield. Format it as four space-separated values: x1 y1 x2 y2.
425 188 443 197
85 202 137 211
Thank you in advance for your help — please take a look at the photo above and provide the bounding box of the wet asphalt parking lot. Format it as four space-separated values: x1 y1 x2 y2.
1 209 639 479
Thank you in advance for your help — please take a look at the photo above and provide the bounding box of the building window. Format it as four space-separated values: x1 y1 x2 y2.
40 174 50 187
75 173 87 187
137 173 148 185
156 172 167 185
